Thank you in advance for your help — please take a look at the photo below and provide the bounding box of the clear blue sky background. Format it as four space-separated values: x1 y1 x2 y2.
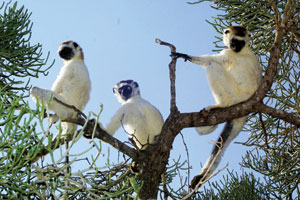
13 0 257 191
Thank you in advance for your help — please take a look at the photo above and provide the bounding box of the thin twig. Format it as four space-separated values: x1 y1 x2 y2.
32 124 82 163
53 97 87 119
84 119 138 160
161 173 176 200
155 39 176 52
180 132 191 188
32 98 87 162
120 114 143 149
155 38 178 114
267 0 280 26
259 112 269 149
182 163 229 200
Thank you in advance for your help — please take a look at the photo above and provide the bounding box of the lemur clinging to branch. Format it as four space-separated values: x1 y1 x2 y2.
174 26 262 189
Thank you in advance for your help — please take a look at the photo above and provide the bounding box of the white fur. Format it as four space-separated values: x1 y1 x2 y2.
30 87 73 120
195 125 217 135
180 27 261 186
31 41 91 137
105 80 164 149
51 56 90 111
190 27 261 133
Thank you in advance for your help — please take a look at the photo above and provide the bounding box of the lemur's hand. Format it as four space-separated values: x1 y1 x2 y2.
170 52 191 62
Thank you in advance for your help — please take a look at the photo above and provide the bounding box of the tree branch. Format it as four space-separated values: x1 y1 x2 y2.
155 39 179 114
257 103 300 126
32 98 137 163
83 119 138 160
53 97 87 119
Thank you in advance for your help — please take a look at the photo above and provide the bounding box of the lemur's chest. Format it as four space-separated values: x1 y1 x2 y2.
224 55 249 73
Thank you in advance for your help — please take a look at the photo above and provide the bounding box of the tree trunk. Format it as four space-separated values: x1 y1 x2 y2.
138 115 179 199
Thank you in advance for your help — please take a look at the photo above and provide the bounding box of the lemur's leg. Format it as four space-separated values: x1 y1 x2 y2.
205 62 239 109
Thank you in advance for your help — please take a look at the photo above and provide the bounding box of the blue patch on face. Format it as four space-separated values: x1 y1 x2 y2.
119 85 133 101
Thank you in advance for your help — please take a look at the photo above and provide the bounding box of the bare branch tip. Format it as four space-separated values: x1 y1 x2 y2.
155 38 162 44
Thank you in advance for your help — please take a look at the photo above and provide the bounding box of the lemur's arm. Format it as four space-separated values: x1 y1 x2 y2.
51 75 65 94
172 52 227 67
105 107 123 136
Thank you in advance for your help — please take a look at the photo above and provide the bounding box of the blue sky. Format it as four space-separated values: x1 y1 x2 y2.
13 0 257 191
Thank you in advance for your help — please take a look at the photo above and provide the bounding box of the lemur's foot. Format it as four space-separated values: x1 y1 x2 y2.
190 170 211 189
190 173 205 189
49 114 59 124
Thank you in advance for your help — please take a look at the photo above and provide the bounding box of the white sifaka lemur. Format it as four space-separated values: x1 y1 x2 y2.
174 26 262 189
105 80 164 149
30 40 91 138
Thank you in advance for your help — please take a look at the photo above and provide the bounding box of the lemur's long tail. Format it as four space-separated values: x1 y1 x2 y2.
191 116 247 189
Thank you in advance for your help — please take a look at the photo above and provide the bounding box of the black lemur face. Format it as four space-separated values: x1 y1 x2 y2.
58 46 74 60
117 85 133 101
230 38 245 53
113 80 140 102
223 26 249 53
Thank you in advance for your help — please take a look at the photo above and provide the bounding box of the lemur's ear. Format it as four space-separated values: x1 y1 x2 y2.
73 42 79 48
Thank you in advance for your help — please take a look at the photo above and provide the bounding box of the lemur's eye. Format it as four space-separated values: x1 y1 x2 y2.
127 86 131 90
73 42 79 48
224 30 230 34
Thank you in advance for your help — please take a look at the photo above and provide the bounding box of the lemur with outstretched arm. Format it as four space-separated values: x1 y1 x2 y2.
174 26 262 189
